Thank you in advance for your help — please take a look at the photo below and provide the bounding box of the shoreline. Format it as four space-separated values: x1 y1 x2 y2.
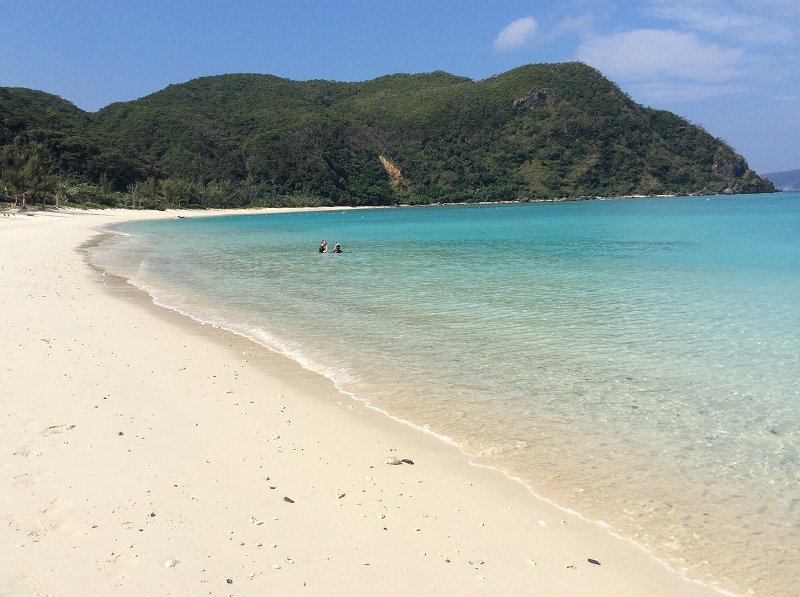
2 208 730 596
0 187 782 219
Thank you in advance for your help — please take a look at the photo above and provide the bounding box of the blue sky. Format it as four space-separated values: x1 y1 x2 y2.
1 0 797 173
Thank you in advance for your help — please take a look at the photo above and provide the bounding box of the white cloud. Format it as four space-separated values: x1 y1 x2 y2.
546 13 593 41
648 1 793 44
493 17 538 51
576 29 743 83
627 81 746 103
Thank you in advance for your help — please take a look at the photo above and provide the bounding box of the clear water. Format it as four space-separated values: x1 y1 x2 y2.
90 194 800 596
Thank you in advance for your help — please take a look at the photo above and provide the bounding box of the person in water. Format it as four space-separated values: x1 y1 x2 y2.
319 240 328 253
333 244 342 253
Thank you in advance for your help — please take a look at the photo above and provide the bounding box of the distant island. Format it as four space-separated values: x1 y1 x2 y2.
1 62 775 210
763 169 800 191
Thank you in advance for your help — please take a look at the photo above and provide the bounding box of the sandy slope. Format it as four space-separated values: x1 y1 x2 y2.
0 208 727 596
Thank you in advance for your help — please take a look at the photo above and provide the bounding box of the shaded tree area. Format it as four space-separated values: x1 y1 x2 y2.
1 141 56 209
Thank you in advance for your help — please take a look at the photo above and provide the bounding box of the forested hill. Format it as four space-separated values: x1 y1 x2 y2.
0 62 775 209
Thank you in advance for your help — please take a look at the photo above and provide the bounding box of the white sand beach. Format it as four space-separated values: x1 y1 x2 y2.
1 208 728 596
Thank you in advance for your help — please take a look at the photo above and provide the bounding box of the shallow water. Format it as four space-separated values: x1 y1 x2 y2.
90 194 800 596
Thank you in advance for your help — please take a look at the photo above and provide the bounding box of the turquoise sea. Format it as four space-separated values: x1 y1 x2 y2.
91 194 800 596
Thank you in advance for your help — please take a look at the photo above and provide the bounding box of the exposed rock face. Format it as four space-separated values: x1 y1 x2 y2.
711 156 747 180
724 169 776 194
710 153 774 193
514 90 550 109
379 155 404 187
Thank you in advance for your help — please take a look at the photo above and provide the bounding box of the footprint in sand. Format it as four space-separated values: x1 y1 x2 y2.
43 424 75 436
42 498 66 515
13 471 49 488
16 568 53 597
27 521 48 542
14 445 43 458
51 518 83 537
104 552 138 578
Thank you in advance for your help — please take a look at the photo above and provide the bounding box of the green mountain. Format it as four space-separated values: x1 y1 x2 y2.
0 87 153 191
1 62 775 208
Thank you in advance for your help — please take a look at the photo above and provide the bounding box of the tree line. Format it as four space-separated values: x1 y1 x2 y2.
0 140 338 210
